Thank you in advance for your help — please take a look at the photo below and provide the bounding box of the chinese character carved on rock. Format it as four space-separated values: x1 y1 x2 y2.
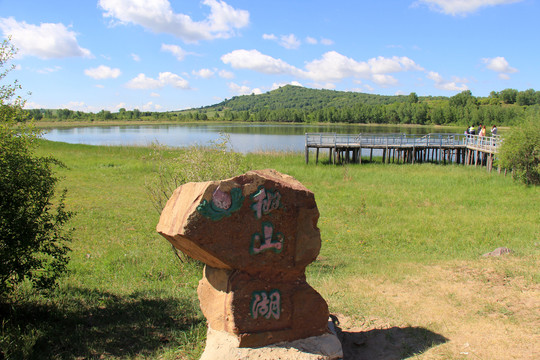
157 169 329 348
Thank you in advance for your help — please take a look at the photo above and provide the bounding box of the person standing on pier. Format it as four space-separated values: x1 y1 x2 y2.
491 125 498 136
479 125 486 138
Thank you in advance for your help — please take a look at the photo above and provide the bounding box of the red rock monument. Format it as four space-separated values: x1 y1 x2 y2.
157 169 331 348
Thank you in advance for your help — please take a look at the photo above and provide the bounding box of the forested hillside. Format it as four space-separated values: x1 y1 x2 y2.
203 85 429 111
25 85 540 127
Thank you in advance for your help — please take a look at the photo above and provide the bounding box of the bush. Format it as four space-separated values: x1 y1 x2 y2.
0 38 73 296
0 125 73 295
498 110 540 185
146 133 250 213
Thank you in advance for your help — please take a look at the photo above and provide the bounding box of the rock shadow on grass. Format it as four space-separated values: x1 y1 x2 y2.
333 318 448 360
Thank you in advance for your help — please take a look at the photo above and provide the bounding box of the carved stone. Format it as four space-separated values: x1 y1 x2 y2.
157 169 330 348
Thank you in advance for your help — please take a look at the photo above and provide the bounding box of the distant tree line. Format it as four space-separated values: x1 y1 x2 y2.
20 85 540 127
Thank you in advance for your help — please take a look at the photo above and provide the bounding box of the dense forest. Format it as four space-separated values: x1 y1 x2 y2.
24 86 540 127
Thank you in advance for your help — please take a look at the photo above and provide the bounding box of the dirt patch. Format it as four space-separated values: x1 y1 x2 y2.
329 257 539 359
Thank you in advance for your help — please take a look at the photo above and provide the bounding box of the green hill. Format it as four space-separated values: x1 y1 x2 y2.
202 85 427 113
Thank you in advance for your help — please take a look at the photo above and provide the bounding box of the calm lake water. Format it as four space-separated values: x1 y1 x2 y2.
42 123 458 153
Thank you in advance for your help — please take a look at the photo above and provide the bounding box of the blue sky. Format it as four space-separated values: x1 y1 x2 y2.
1 0 538 112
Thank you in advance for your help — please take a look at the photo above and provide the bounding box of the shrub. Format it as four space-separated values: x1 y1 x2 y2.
498 109 540 185
146 133 250 213
0 38 73 296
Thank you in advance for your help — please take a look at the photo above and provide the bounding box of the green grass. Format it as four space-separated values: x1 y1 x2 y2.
247 152 539 272
1 140 538 359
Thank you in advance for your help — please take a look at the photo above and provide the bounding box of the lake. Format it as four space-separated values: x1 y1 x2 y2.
42 123 459 153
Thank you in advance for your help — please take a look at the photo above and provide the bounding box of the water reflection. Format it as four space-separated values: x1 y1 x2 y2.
42 123 456 153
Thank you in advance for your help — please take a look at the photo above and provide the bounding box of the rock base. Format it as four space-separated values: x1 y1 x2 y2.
200 326 343 360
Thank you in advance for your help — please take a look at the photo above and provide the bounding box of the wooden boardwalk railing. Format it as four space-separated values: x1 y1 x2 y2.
305 133 502 172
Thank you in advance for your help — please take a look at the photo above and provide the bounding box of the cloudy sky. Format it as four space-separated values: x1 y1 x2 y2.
0 0 538 112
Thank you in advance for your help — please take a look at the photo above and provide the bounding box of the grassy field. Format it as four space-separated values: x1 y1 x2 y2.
1 140 538 359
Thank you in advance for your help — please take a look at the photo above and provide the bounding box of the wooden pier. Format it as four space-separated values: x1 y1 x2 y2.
305 133 501 172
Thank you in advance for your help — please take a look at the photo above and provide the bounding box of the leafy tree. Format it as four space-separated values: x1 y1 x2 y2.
500 88 518 104
408 92 419 104
498 111 540 185
449 90 476 107
516 89 536 106
0 37 73 295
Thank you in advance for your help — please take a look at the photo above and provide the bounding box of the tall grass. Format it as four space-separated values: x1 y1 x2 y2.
1 140 538 359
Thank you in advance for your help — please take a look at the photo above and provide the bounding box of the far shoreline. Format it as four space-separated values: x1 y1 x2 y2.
30 119 471 132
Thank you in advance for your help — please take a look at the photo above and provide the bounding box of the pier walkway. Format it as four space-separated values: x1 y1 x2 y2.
305 133 501 172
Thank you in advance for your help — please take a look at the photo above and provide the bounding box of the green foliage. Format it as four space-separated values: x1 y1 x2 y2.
516 88 538 106
22 84 540 127
0 128 74 295
408 92 419 104
500 88 518 104
0 38 73 296
146 133 250 214
449 90 476 107
498 110 540 185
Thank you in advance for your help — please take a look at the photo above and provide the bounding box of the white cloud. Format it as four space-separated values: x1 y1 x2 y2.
427 71 469 91
114 102 127 110
23 101 44 109
158 72 190 88
36 66 62 74
368 56 424 74
140 101 162 111
320 38 334 46
0 17 92 59
279 34 301 49
306 36 317 45
218 69 234 79
192 68 215 78
221 49 424 87
228 82 262 95
363 84 375 92
131 53 141 62
310 82 337 90
262 33 277 40
161 44 187 61
99 0 249 43
415 0 523 16
481 56 518 79
304 51 371 82
126 74 161 89
84 65 122 79
60 101 100 112
221 49 303 76
126 72 189 89
271 81 303 90
150 92 160 97
305 37 333 46
263 33 302 49
372 74 399 86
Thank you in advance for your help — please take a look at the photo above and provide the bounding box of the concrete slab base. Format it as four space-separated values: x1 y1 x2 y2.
200 326 343 360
